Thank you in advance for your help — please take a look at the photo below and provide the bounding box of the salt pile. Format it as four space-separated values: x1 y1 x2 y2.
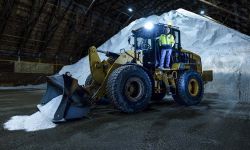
60 8 250 102
4 95 62 132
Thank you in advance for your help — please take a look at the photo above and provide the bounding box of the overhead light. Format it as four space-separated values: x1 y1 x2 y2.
128 8 133 12
200 10 205 15
144 22 154 30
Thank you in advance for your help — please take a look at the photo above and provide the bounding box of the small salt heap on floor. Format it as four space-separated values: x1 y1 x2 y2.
3 95 62 132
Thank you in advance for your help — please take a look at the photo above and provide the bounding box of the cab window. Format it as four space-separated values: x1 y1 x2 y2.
136 38 151 50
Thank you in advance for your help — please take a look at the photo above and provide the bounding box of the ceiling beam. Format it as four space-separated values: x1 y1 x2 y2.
0 0 15 36
16 0 48 57
122 0 155 27
38 0 73 57
198 0 249 21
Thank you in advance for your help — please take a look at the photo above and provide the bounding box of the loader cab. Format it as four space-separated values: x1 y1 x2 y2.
131 23 182 70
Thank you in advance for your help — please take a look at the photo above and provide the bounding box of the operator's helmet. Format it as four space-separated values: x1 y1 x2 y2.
167 21 173 27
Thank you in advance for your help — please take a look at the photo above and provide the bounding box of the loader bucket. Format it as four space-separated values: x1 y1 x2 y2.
39 74 90 122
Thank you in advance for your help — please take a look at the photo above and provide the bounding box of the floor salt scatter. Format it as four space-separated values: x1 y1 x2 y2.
4 95 62 132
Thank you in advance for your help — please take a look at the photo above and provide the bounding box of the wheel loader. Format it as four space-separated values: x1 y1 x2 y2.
40 23 213 122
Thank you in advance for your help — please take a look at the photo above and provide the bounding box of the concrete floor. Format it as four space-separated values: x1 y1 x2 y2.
1 90 250 150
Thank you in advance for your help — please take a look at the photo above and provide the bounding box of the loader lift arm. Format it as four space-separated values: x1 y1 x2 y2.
97 50 120 59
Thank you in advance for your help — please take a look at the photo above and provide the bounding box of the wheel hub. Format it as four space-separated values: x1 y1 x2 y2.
124 77 144 102
188 78 199 96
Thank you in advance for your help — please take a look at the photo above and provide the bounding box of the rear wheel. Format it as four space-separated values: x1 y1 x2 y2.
106 65 152 113
173 70 204 105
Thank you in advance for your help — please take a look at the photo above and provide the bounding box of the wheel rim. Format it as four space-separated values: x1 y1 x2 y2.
188 78 199 96
124 77 144 102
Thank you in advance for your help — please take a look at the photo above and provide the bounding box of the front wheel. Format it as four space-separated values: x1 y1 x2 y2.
106 65 152 113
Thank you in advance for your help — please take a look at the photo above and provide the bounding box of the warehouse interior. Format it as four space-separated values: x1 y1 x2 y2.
1 0 250 149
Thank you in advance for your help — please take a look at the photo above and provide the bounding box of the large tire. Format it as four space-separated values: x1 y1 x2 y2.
85 74 92 86
152 81 167 101
173 70 204 106
172 72 185 105
106 65 152 113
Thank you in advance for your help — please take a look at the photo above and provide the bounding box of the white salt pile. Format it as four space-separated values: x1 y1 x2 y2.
4 95 62 132
60 8 250 102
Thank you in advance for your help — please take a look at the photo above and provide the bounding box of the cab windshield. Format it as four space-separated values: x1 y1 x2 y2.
135 37 152 50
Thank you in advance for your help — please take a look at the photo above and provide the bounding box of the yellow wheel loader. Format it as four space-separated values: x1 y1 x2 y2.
40 23 213 122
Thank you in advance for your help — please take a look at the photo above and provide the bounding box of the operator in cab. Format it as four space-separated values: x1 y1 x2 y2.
159 25 175 70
